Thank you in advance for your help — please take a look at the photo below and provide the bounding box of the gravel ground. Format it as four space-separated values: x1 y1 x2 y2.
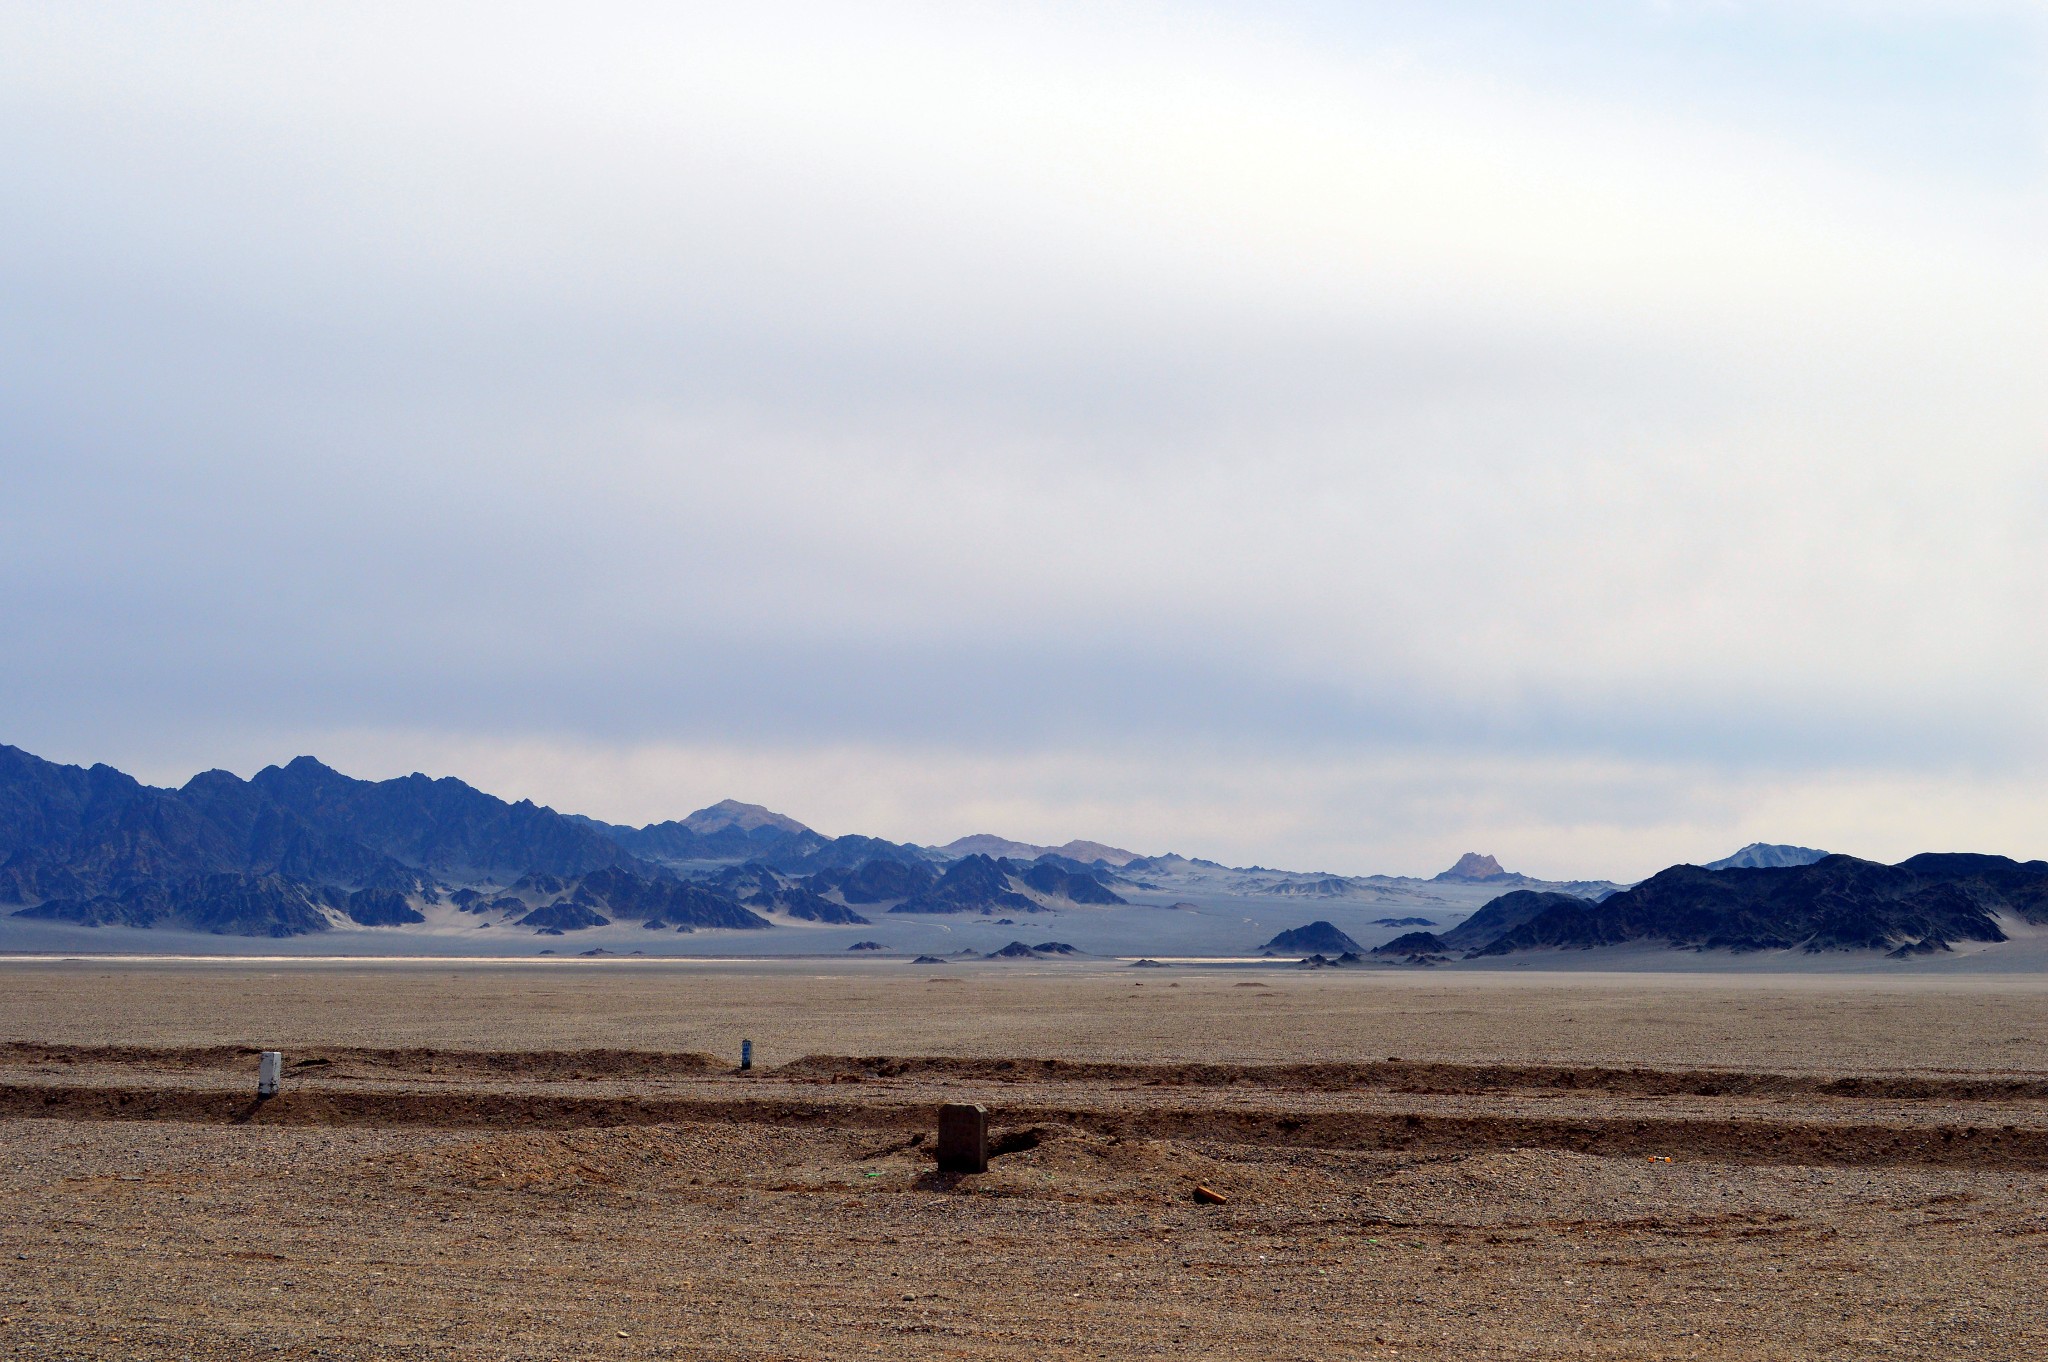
2 959 2046 1072
1 961 2044 1360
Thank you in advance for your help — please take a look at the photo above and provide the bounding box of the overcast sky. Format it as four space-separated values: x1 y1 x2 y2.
2 2 2043 878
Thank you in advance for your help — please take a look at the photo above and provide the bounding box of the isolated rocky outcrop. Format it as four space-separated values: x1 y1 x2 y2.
985 940 1081 958
517 900 612 933
1260 921 1364 955
1371 931 1449 960
1433 853 1520 884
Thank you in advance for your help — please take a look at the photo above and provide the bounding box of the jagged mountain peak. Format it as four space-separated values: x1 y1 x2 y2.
1434 852 1514 883
680 799 813 837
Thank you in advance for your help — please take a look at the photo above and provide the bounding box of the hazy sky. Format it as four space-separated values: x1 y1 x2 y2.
3 2 2043 878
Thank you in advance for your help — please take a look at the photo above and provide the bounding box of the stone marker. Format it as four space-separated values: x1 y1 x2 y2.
258 1050 282 1099
937 1103 988 1174
740 1039 753 1071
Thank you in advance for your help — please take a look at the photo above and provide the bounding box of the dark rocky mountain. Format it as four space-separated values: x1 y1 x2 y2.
984 940 1081 958
518 899 613 933
702 863 868 924
1439 891 1592 951
1260 921 1364 955
338 887 429 926
248 757 638 882
807 857 937 905
1018 862 1127 905
772 834 934 875
1463 854 2048 957
20 872 341 937
1702 842 1830 871
540 867 773 931
175 769 418 889
891 854 1042 916
884 853 1126 916
1372 931 1448 959
0 747 248 903
0 744 768 938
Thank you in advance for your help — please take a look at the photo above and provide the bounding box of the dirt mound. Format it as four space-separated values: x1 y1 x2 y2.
967 1123 1308 1206
417 1125 695 1189
411 1121 801 1191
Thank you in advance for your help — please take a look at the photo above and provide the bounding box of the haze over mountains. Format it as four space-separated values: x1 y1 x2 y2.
4 742 2045 965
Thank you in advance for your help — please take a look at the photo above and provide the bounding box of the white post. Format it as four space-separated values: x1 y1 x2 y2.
258 1050 282 1098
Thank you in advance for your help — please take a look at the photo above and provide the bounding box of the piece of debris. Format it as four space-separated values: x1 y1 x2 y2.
1192 1184 1229 1205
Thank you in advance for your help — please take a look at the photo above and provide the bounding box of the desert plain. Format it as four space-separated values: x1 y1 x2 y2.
1 957 2045 1360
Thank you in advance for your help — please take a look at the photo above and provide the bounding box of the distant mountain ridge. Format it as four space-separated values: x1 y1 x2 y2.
940 834 1141 866
0 745 761 938
0 743 1146 938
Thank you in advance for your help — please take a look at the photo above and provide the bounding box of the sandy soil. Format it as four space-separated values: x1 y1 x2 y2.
1 960 2044 1360
5 958 2048 1071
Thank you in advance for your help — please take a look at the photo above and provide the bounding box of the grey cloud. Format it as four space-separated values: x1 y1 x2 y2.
1 3 2043 870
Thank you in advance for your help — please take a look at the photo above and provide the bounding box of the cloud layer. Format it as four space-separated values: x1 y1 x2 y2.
2 2 2042 875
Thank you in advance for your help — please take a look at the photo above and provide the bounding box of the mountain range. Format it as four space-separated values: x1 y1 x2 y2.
0 744 1142 939
6 742 2035 962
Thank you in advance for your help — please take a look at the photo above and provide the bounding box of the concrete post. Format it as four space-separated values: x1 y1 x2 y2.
937 1103 987 1174
258 1051 282 1099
